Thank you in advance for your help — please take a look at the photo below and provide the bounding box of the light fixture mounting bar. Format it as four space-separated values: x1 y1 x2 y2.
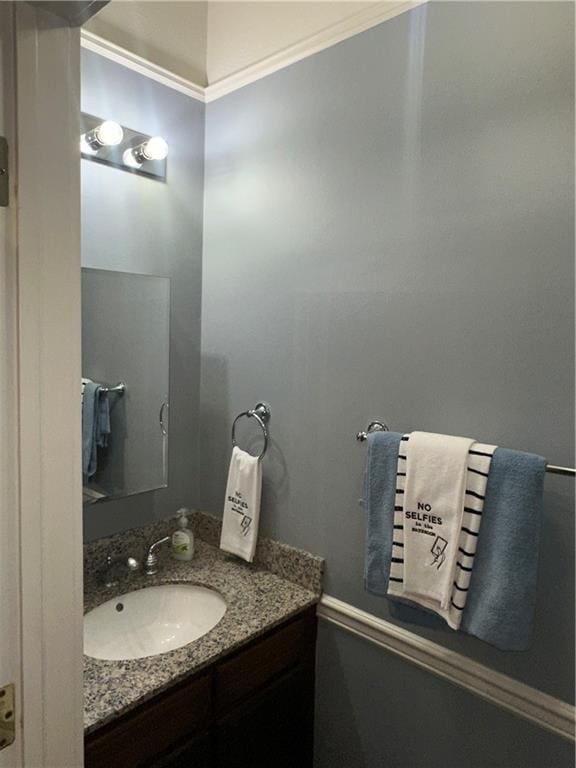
80 113 168 182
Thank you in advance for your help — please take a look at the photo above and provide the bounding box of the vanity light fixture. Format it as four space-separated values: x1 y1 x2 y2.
80 120 123 155
81 113 168 181
123 137 169 169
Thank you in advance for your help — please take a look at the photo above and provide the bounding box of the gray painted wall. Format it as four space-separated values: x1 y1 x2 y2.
315 621 575 768
202 3 574 764
81 4 574 764
81 48 204 540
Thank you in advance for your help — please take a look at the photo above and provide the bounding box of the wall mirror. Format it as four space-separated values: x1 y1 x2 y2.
81 268 170 504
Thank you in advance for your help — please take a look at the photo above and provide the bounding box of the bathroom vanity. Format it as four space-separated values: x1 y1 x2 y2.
85 607 316 768
83 513 323 768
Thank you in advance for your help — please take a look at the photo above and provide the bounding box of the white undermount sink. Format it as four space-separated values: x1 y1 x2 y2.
84 583 227 661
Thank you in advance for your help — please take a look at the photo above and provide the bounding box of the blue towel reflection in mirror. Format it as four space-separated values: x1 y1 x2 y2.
82 377 111 480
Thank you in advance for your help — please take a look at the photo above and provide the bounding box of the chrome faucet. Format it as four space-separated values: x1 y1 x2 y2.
101 554 140 588
145 536 171 576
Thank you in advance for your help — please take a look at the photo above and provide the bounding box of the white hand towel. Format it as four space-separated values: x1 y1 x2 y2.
388 436 496 628
394 431 474 610
220 447 262 563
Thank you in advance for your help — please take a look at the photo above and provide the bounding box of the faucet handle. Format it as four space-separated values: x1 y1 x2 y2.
104 553 140 568
101 553 140 587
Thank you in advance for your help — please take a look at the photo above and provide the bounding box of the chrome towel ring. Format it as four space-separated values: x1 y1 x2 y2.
231 402 271 460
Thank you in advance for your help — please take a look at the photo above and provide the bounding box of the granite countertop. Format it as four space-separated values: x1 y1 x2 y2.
84 514 324 734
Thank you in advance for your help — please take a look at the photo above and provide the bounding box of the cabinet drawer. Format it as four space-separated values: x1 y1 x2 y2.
214 608 316 715
85 673 211 768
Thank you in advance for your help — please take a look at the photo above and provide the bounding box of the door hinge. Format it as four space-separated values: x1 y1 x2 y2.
0 137 8 207
0 683 15 750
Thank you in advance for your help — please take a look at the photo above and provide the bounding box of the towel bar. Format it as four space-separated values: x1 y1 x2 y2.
356 421 575 477
99 381 126 395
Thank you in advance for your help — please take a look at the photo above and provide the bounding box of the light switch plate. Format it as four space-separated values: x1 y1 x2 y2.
0 683 15 751
0 137 8 207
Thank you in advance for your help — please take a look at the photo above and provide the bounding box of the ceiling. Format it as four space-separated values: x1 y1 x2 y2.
85 1 379 86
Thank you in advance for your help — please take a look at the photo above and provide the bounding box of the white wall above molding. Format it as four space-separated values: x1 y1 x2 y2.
81 30 206 103
206 1 378 84
317 594 576 743
81 0 425 104
84 1 208 86
204 0 426 101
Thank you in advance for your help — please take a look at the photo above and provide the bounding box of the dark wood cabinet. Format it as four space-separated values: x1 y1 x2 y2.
85 608 317 768
214 666 314 768
85 673 212 768
143 735 212 768
143 734 211 768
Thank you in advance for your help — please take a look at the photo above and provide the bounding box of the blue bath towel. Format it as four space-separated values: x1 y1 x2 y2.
461 448 547 650
364 432 547 650
82 381 110 478
364 431 403 595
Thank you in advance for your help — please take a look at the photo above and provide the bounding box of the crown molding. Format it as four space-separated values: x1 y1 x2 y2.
81 1 425 104
80 30 206 102
318 594 575 742
204 0 426 102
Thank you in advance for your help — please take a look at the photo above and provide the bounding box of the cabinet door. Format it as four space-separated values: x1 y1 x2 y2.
85 673 211 768
215 665 314 768
214 609 317 716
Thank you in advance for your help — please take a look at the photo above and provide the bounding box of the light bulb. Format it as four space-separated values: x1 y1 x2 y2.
94 120 123 147
123 148 143 169
81 120 124 152
80 135 98 155
123 136 169 168
142 136 168 161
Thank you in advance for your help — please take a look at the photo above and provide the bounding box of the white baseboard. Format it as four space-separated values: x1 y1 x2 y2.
317 594 575 742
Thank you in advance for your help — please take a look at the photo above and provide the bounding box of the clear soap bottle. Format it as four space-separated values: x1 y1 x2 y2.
171 508 194 561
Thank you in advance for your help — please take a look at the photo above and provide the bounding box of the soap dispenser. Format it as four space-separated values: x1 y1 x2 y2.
172 508 194 561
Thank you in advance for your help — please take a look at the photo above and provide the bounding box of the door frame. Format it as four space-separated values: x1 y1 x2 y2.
0 4 21 765
2 3 84 766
